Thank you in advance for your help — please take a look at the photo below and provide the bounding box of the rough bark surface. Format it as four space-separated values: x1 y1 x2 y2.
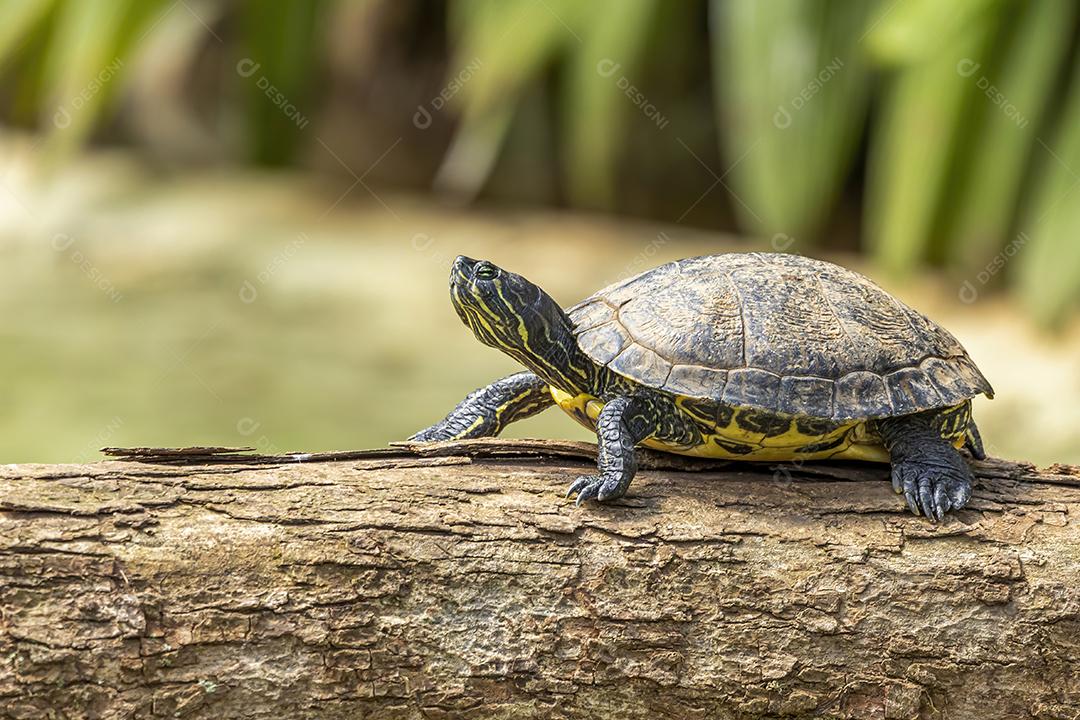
1 440 1078 720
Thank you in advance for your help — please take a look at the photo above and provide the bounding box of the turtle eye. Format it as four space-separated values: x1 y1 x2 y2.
474 263 498 280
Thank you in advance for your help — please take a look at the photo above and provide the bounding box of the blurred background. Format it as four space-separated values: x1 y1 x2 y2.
2 0 1079 464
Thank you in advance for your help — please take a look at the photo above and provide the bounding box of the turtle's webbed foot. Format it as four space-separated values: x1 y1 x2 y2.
890 455 972 522
566 474 626 506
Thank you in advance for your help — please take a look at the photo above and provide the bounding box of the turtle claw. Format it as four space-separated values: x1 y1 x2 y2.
567 474 626 506
892 465 921 517
890 456 972 521
567 475 602 506
904 486 921 517
933 485 951 522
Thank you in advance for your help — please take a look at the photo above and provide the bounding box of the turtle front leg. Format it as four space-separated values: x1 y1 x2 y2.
567 396 655 505
877 409 974 522
409 371 554 441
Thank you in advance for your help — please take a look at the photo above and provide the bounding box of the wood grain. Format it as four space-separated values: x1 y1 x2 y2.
2 442 1078 719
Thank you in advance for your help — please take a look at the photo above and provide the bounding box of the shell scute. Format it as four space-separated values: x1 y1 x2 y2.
665 364 728 398
608 342 672 387
885 367 943 415
576 321 628 364
834 371 893 417
721 368 782 408
778 376 835 417
570 298 615 333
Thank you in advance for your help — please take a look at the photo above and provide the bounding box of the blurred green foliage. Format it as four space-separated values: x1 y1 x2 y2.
1 0 1079 325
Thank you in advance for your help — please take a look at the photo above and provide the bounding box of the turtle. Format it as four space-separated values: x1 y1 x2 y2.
411 253 993 521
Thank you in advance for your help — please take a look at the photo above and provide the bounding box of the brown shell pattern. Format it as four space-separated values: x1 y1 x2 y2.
568 253 993 420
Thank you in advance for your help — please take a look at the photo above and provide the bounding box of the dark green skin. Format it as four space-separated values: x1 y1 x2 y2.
411 256 984 521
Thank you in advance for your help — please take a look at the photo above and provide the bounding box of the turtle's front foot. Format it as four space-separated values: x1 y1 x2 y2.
566 473 627 506
890 454 972 521
565 396 655 508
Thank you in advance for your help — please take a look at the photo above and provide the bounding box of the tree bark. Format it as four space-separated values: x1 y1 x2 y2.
1 440 1078 720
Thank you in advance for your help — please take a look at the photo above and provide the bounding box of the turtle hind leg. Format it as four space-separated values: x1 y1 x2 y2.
876 409 974 522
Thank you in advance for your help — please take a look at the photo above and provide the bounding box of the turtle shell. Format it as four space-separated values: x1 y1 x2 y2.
568 253 993 421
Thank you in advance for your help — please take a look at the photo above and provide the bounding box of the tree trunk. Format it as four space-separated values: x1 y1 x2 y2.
1 440 1078 720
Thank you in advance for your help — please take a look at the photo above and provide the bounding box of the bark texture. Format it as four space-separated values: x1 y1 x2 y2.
1 440 1079 720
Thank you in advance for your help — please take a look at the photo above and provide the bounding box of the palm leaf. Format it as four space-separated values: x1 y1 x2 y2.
436 0 580 197
0 0 55 67
560 0 661 210
1015 53 1080 327
710 0 876 241
41 0 170 160
239 0 325 165
943 0 1076 274
863 0 1001 274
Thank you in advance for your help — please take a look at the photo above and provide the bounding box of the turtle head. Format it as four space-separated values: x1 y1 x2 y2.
449 256 589 390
